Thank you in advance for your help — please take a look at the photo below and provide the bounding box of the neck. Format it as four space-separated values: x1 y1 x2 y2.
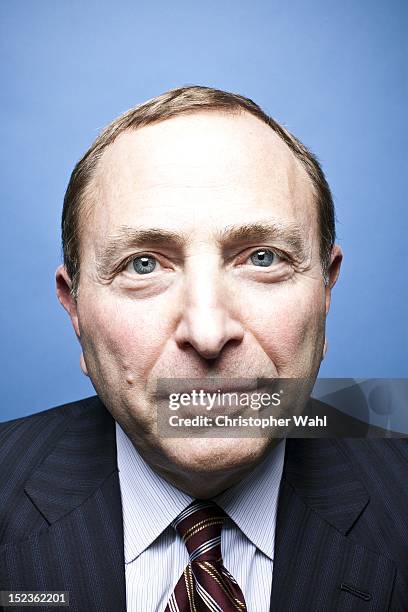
126 434 281 498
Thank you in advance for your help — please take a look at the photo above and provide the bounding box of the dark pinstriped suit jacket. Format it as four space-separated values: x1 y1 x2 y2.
1 396 407 611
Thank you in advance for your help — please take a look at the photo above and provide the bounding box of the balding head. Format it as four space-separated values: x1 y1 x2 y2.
61 86 335 297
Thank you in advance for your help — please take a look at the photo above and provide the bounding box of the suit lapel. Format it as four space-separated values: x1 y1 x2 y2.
1 398 126 612
270 438 396 611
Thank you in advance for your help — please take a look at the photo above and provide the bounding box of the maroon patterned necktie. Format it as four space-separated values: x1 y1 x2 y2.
165 500 247 612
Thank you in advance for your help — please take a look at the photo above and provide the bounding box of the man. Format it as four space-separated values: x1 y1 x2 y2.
0 86 407 611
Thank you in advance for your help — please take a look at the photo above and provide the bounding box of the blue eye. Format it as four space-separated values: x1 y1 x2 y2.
132 255 157 274
250 249 275 267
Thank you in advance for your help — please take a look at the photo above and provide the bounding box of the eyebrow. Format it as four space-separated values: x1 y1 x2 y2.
96 226 187 276
96 219 307 276
215 221 306 257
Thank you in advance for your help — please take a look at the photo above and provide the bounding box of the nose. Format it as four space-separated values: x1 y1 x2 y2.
174 259 244 360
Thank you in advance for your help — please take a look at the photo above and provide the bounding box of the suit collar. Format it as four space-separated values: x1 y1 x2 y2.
24 396 117 525
282 438 369 534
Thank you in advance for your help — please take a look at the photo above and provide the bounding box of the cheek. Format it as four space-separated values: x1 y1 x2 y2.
241 283 325 371
78 292 174 382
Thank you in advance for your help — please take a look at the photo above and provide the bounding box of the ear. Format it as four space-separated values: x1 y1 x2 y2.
321 245 343 361
56 265 80 337
56 265 89 377
325 244 343 316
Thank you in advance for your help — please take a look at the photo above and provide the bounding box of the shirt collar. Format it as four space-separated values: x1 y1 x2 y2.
116 422 285 564
214 439 285 560
116 423 193 563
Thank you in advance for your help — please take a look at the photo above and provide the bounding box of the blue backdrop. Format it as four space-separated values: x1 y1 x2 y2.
1 0 407 421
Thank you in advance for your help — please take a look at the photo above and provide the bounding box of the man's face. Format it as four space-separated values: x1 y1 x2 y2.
57 111 341 481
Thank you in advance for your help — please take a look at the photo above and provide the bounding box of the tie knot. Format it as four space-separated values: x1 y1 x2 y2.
173 500 226 562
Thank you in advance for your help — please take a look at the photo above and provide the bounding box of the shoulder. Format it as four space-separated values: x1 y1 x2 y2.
336 437 408 494
0 395 102 437
284 437 408 518
0 395 105 480
296 437 408 492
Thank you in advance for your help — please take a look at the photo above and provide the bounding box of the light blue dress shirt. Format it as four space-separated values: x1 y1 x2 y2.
116 423 285 612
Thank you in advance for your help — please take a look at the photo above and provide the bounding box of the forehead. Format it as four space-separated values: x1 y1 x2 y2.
86 111 317 245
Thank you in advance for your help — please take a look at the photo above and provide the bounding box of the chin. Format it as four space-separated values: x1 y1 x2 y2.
159 436 270 474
